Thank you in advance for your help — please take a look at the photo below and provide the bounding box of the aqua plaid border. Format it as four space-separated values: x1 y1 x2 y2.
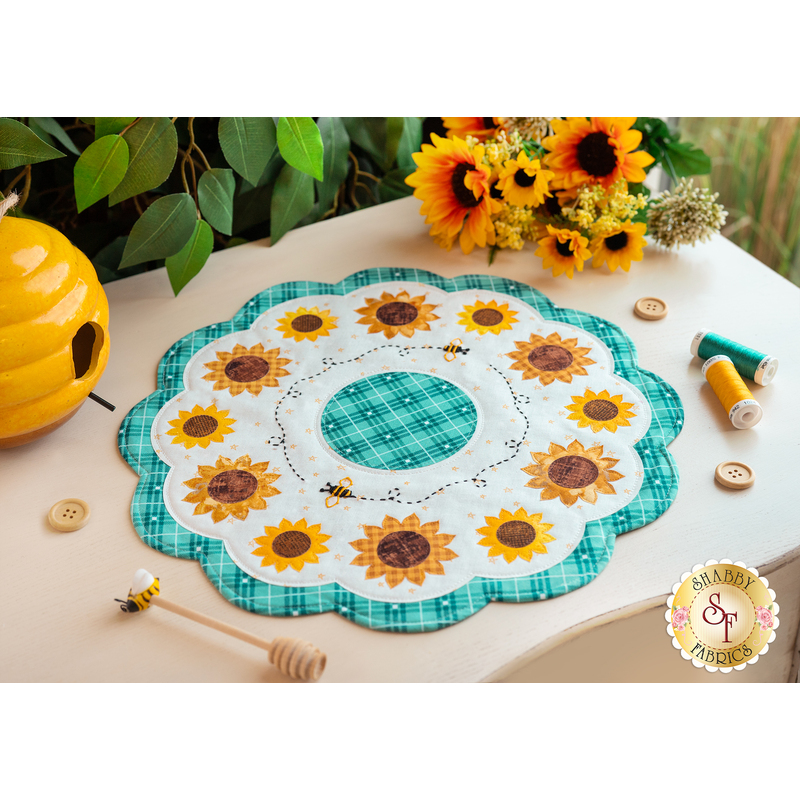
118 268 683 632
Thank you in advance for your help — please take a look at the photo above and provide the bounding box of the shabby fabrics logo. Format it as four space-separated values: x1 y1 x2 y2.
666 560 779 673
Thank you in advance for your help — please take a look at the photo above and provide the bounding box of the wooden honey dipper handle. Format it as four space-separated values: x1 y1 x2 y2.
149 595 326 681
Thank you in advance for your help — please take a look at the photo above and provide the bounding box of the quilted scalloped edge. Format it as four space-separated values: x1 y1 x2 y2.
118 268 683 631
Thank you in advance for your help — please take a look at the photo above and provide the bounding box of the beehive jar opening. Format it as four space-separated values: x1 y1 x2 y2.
71 321 104 380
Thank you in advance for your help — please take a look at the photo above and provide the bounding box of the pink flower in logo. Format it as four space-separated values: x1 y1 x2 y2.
672 606 690 631
755 605 773 630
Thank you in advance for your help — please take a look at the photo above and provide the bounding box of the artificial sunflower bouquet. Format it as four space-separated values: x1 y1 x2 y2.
405 117 727 278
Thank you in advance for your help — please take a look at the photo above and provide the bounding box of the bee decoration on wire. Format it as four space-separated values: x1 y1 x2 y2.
114 572 160 612
443 338 469 362
321 477 355 508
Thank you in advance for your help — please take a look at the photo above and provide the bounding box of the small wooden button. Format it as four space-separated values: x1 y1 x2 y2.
634 297 668 320
715 461 755 490
48 498 91 531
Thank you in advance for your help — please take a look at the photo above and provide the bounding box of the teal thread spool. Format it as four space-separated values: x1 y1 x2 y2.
690 329 779 386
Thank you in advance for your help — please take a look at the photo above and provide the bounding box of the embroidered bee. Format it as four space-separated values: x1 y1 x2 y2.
115 574 160 612
321 477 354 508
443 338 469 362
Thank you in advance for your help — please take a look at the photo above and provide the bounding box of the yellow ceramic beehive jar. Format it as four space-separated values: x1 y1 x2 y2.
0 215 110 448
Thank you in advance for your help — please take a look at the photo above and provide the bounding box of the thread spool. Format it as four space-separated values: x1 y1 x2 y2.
703 355 763 429
691 329 778 386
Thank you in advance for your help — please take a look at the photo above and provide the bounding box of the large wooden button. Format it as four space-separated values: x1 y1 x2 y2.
715 461 755 489
48 498 91 531
634 297 668 320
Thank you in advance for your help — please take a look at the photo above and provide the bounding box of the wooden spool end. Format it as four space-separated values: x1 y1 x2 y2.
269 637 327 681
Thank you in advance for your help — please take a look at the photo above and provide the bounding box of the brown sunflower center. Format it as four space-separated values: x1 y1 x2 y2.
482 117 495 129
604 231 629 251
583 399 619 421
472 308 504 327
377 530 431 569
528 344 574 371
376 302 418 326
555 239 575 257
182 414 219 438
224 355 270 383
496 520 537 549
272 530 312 559
291 314 323 332
207 469 259 503
451 162 483 209
513 169 536 188
544 193 562 216
548 455 599 489
576 132 617 177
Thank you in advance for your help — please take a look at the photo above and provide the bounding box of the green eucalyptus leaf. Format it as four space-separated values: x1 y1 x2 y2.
0 118 65 169
316 117 350 215
384 117 405 170
120 193 197 268
379 168 415 202
397 117 422 169
95 117 137 139
166 219 214 295
276 117 324 181
270 163 314 244
110 117 178 205
342 117 386 165
663 141 712 177
198 168 235 235
219 117 277 184
28 117 80 156
74 135 130 212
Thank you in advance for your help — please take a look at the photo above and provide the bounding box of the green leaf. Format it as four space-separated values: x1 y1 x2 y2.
198 168 235 235
233 184 274 235
627 182 651 199
663 141 712 178
0 118 65 169
95 117 137 139
316 117 350 214
276 117 324 181
79 118 95 125
379 168 415 203
29 117 80 156
166 219 214 295
110 117 178 205
396 117 422 170
270 164 314 244
342 117 387 165
384 117 405 170
120 193 197 268
219 117 277 184
226 237 248 248
74 135 130 212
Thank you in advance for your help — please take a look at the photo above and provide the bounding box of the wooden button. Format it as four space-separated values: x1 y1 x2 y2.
48 498 91 531
634 297 668 320
715 461 755 489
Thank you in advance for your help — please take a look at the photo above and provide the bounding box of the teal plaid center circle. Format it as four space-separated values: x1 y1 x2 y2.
320 371 478 471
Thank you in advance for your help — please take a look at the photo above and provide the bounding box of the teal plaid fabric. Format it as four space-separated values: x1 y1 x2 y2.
118 268 683 632
321 372 478 471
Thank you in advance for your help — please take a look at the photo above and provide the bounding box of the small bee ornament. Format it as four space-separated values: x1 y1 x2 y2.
321 477 354 508
116 568 160 612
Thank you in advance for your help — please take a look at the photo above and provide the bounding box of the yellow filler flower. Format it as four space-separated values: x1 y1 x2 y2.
405 134 502 254
495 150 554 207
590 222 648 272
535 225 591 279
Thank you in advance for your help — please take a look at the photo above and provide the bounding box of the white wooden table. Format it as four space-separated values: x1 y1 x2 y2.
2 196 798 682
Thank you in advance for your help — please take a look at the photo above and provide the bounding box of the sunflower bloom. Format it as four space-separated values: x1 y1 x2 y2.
535 225 591 279
442 117 499 142
495 150 554 208
590 222 648 272
542 117 655 191
405 134 502 255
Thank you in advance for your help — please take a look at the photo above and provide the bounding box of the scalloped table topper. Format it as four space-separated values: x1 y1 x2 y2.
119 268 683 631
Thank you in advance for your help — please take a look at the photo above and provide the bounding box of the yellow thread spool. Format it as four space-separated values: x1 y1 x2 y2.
702 355 763 429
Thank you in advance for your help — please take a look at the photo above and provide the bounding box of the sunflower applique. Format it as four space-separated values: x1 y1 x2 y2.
275 306 338 342
202 343 291 396
506 331 595 385
355 290 440 340
349 513 457 588
565 389 636 433
182 454 280 522
252 518 330 572
522 440 623 507
457 299 518 336
477 508 555 563
166 404 236 449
